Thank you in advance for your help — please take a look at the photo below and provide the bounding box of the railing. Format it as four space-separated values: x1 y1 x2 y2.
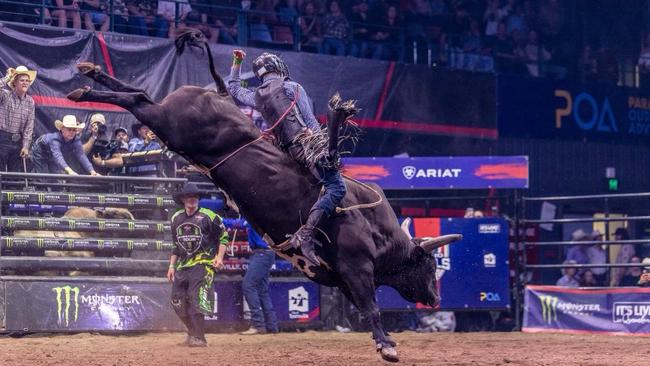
514 191 650 329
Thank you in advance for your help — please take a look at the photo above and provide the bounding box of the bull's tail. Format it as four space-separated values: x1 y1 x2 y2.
174 28 228 96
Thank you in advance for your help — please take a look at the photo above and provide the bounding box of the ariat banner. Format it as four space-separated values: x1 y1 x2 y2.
523 285 650 335
341 156 528 189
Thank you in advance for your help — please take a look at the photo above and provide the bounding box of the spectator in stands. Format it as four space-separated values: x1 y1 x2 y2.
320 0 350 56
53 0 82 29
81 113 109 156
556 260 578 287
579 269 598 287
483 0 503 42
240 222 279 335
81 0 110 32
374 5 403 61
579 45 598 83
155 0 192 38
276 0 299 25
91 127 130 175
121 0 153 36
638 33 650 89
620 256 643 286
127 123 162 176
299 1 323 52
586 230 607 286
168 182 229 347
596 43 619 85
349 0 382 59
506 4 526 35
31 115 100 176
565 228 589 275
129 123 161 152
610 227 635 286
493 22 515 72
0 66 36 172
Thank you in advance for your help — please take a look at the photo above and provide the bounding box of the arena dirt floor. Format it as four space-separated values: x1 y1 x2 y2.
0 331 646 366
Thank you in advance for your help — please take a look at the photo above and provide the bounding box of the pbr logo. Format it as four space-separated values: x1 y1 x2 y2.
52 285 80 327
288 286 309 319
402 166 417 180
483 253 496 267
613 302 650 324
479 224 501 234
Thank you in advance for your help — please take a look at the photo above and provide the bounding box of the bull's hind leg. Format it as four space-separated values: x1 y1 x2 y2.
340 266 399 362
67 86 154 110
77 62 145 94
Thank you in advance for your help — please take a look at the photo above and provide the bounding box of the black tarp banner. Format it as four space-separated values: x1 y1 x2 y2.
0 22 497 150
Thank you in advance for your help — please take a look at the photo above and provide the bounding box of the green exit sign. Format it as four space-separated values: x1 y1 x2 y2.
608 178 619 191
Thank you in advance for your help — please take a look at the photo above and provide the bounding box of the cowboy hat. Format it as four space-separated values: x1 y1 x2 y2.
571 229 588 241
90 113 106 125
6 65 37 89
172 182 206 205
54 115 85 130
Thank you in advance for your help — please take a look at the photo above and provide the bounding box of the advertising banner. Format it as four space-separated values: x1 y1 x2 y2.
3 278 320 332
341 156 528 189
498 74 650 143
523 285 650 335
377 217 511 311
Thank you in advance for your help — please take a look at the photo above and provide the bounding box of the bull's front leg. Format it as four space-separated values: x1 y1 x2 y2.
340 267 399 362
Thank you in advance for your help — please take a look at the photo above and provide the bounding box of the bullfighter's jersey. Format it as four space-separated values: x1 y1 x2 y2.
171 207 228 269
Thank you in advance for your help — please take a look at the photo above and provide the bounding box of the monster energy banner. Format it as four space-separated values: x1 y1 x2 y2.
523 285 650 336
2 191 175 208
3 279 184 331
2 216 170 234
2 237 172 251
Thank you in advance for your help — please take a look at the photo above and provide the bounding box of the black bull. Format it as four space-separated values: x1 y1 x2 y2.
67 30 460 362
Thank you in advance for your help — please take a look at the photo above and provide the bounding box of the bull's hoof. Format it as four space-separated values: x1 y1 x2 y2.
378 346 399 362
67 86 91 101
77 62 101 75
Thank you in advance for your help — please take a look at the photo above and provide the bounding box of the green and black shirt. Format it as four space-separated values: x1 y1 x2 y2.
171 207 228 270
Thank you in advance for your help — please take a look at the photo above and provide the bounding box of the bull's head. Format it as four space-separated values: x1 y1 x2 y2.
391 234 462 308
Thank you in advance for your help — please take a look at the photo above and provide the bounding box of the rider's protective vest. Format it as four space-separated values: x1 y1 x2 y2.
254 78 306 148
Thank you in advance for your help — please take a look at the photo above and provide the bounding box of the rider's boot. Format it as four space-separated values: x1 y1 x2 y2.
289 208 325 266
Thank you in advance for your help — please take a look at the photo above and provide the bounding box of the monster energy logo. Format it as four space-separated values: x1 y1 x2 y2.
98 195 106 205
38 219 45 229
53 286 80 327
68 220 76 230
540 295 559 324
6 237 13 248
127 240 134 250
156 241 163 251
37 238 44 248
7 218 14 228
6 192 14 202
67 239 74 249
98 240 104 249
128 222 135 231
98 220 106 231
156 223 164 233
38 193 45 204
156 197 164 207
68 194 76 204
127 196 135 206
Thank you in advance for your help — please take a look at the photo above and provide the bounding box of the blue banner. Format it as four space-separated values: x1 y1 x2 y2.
377 217 511 311
498 74 650 142
208 279 320 324
523 286 650 335
341 156 528 189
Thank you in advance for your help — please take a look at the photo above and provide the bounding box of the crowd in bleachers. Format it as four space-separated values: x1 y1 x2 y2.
2 0 637 82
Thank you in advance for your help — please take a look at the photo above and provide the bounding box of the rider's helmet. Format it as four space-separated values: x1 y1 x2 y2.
252 52 289 80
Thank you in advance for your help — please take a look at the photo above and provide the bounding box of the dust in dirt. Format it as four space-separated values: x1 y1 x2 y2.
0 331 646 366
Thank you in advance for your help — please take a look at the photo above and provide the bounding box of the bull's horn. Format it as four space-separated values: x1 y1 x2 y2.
418 234 463 252
400 218 413 239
